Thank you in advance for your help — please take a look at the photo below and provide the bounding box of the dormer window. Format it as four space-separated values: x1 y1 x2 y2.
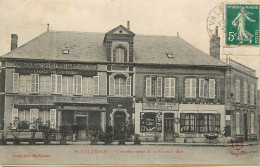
62 49 69 54
167 53 174 58
113 46 127 62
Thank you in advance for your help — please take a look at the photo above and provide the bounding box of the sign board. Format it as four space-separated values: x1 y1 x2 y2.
143 102 179 110
140 112 162 132
57 105 106 112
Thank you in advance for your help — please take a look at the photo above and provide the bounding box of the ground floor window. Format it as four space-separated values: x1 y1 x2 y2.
236 112 240 135
180 113 220 133
251 112 255 135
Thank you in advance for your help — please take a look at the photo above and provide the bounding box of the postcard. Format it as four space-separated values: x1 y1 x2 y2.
0 0 259 166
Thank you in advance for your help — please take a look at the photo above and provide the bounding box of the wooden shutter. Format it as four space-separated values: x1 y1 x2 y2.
50 109 56 129
13 73 19 93
126 77 131 96
51 74 56 93
199 78 204 97
109 76 115 95
93 76 99 95
57 75 62 94
209 79 215 98
170 78 175 97
185 79 190 98
157 77 162 97
146 77 151 97
191 79 196 98
164 78 170 97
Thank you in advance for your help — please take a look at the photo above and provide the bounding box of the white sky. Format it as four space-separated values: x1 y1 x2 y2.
0 0 259 86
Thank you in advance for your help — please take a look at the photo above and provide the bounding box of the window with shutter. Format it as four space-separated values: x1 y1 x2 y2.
146 77 151 97
170 78 175 97
51 74 62 94
19 75 26 93
209 79 215 99
199 78 205 97
243 81 248 104
157 77 162 97
13 73 19 93
235 78 240 103
50 109 56 129
30 109 39 124
164 78 175 97
235 112 240 135
109 76 115 95
185 79 191 98
93 76 99 95
31 74 39 93
73 75 82 95
250 84 254 106
191 79 196 98
126 77 131 96
40 76 51 94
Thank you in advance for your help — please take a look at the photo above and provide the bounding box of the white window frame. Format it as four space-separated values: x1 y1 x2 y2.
50 109 56 129
51 74 62 94
30 74 39 93
13 73 19 93
243 81 248 104
73 75 82 95
157 77 162 97
146 77 152 97
109 76 115 95
250 84 254 106
199 78 205 98
164 78 175 98
93 76 99 95
235 78 240 103
185 78 196 98
126 76 131 96
208 79 216 99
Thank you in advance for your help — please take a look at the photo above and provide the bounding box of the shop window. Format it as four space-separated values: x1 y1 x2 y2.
30 74 39 93
196 114 220 133
235 112 240 135
164 78 175 98
50 109 56 129
93 76 99 95
180 113 195 132
40 75 51 94
51 74 62 94
73 75 82 95
13 73 19 93
251 112 255 134
243 81 248 104
30 109 39 126
185 78 196 98
235 78 240 103
250 84 254 106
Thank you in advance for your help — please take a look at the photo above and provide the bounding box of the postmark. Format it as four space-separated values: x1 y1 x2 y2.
225 4 259 45
207 4 225 38
229 139 246 157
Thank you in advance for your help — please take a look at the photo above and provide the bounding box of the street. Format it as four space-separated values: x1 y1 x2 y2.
0 144 259 165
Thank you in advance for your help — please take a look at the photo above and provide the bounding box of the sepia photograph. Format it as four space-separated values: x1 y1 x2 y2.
0 0 259 166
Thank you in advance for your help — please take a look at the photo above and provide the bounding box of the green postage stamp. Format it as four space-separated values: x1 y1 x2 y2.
226 4 259 45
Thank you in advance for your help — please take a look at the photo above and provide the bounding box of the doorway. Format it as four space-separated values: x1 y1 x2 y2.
113 111 126 140
244 113 248 141
76 117 87 140
164 113 174 142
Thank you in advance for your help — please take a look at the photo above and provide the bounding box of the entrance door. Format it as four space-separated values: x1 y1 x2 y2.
113 111 126 140
76 117 87 140
164 113 174 142
244 114 248 141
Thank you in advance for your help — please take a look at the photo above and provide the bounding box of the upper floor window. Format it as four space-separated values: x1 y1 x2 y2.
235 78 240 103
13 73 19 93
185 78 196 98
40 75 51 94
199 78 216 99
73 75 82 95
113 47 127 62
164 78 175 98
31 74 39 93
93 76 99 95
243 81 248 104
109 75 131 96
51 74 62 94
250 84 255 106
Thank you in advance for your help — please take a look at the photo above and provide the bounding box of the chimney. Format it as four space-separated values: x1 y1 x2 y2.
11 34 18 51
210 26 220 59
127 21 130 30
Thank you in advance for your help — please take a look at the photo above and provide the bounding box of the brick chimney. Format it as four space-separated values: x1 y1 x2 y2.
127 21 130 30
210 26 220 59
11 34 18 51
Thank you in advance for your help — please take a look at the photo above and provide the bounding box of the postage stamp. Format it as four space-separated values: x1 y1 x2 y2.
225 4 259 45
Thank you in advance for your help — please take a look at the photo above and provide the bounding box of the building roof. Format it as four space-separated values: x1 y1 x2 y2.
1 30 227 67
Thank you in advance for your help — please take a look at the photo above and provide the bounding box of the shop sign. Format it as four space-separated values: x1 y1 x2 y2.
58 106 106 111
77 111 86 115
140 112 162 132
143 102 179 110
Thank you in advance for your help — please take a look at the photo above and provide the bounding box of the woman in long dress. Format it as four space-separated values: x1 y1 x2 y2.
232 7 256 44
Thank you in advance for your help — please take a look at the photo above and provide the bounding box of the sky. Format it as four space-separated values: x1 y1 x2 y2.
0 0 259 86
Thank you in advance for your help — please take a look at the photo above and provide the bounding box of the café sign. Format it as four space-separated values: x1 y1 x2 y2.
58 106 106 111
143 102 179 110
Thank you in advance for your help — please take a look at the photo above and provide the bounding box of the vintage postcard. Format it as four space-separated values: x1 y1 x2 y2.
0 0 259 166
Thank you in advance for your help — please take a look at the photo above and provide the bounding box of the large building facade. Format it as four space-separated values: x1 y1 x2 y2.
0 24 258 142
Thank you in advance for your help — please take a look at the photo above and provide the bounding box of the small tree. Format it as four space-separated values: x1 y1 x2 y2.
29 118 43 145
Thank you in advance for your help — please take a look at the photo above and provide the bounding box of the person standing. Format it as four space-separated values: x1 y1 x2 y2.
222 127 227 147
